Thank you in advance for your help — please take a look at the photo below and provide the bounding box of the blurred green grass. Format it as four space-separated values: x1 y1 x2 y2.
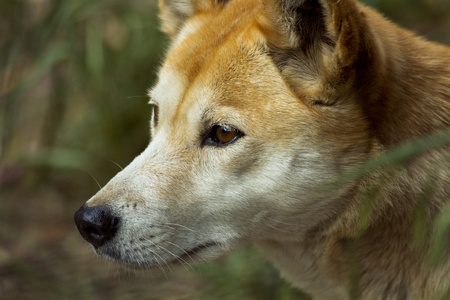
0 0 449 299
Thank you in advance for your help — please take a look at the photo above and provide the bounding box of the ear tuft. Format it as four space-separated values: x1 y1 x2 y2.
273 0 335 49
158 0 196 37
159 0 230 38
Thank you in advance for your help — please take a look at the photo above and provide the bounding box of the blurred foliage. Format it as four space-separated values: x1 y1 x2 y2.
0 0 449 299
1 0 165 195
368 0 450 44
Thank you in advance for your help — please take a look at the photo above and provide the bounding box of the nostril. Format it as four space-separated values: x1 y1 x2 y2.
82 224 103 240
74 204 120 248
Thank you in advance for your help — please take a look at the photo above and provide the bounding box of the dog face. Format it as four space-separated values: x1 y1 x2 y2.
74 0 374 268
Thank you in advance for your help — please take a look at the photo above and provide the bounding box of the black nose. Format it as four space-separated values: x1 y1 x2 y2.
74 204 120 248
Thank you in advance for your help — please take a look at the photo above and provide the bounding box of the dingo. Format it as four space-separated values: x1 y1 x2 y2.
75 0 450 298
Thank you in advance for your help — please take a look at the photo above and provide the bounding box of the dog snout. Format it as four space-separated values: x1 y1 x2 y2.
74 204 120 248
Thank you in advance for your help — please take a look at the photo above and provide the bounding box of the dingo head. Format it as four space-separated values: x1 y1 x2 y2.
74 0 378 268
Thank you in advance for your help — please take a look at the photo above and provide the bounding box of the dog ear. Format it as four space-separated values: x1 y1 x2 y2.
267 0 336 49
264 0 380 105
158 0 229 38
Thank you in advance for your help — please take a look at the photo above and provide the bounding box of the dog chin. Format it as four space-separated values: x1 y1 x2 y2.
95 241 224 270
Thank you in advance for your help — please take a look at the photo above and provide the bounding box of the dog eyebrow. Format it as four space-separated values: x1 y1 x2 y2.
147 91 159 106
201 108 212 122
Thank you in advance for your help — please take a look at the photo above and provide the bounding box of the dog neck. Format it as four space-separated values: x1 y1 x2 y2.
361 6 450 147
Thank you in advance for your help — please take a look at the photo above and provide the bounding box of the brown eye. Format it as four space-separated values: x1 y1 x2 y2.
153 106 159 127
202 125 244 147
215 126 238 144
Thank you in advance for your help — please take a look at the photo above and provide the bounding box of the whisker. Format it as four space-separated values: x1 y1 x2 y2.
264 217 298 227
131 250 152 277
159 225 177 231
150 247 173 275
168 239 210 266
107 258 112 275
108 160 124 171
159 245 194 275
167 241 196 264
125 246 169 279
126 95 149 99
163 223 196 233
87 171 102 190
265 223 292 233
166 242 197 274
145 238 194 275
147 249 170 279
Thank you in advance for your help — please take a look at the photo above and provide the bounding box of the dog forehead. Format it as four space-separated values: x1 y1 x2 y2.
150 67 187 112
150 1 269 114
150 0 307 137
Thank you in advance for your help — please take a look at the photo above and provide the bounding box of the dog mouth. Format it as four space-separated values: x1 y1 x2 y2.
167 242 219 266
187 242 218 255
99 241 220 268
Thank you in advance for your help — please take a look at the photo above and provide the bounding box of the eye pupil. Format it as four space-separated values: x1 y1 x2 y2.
215 126 237 144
